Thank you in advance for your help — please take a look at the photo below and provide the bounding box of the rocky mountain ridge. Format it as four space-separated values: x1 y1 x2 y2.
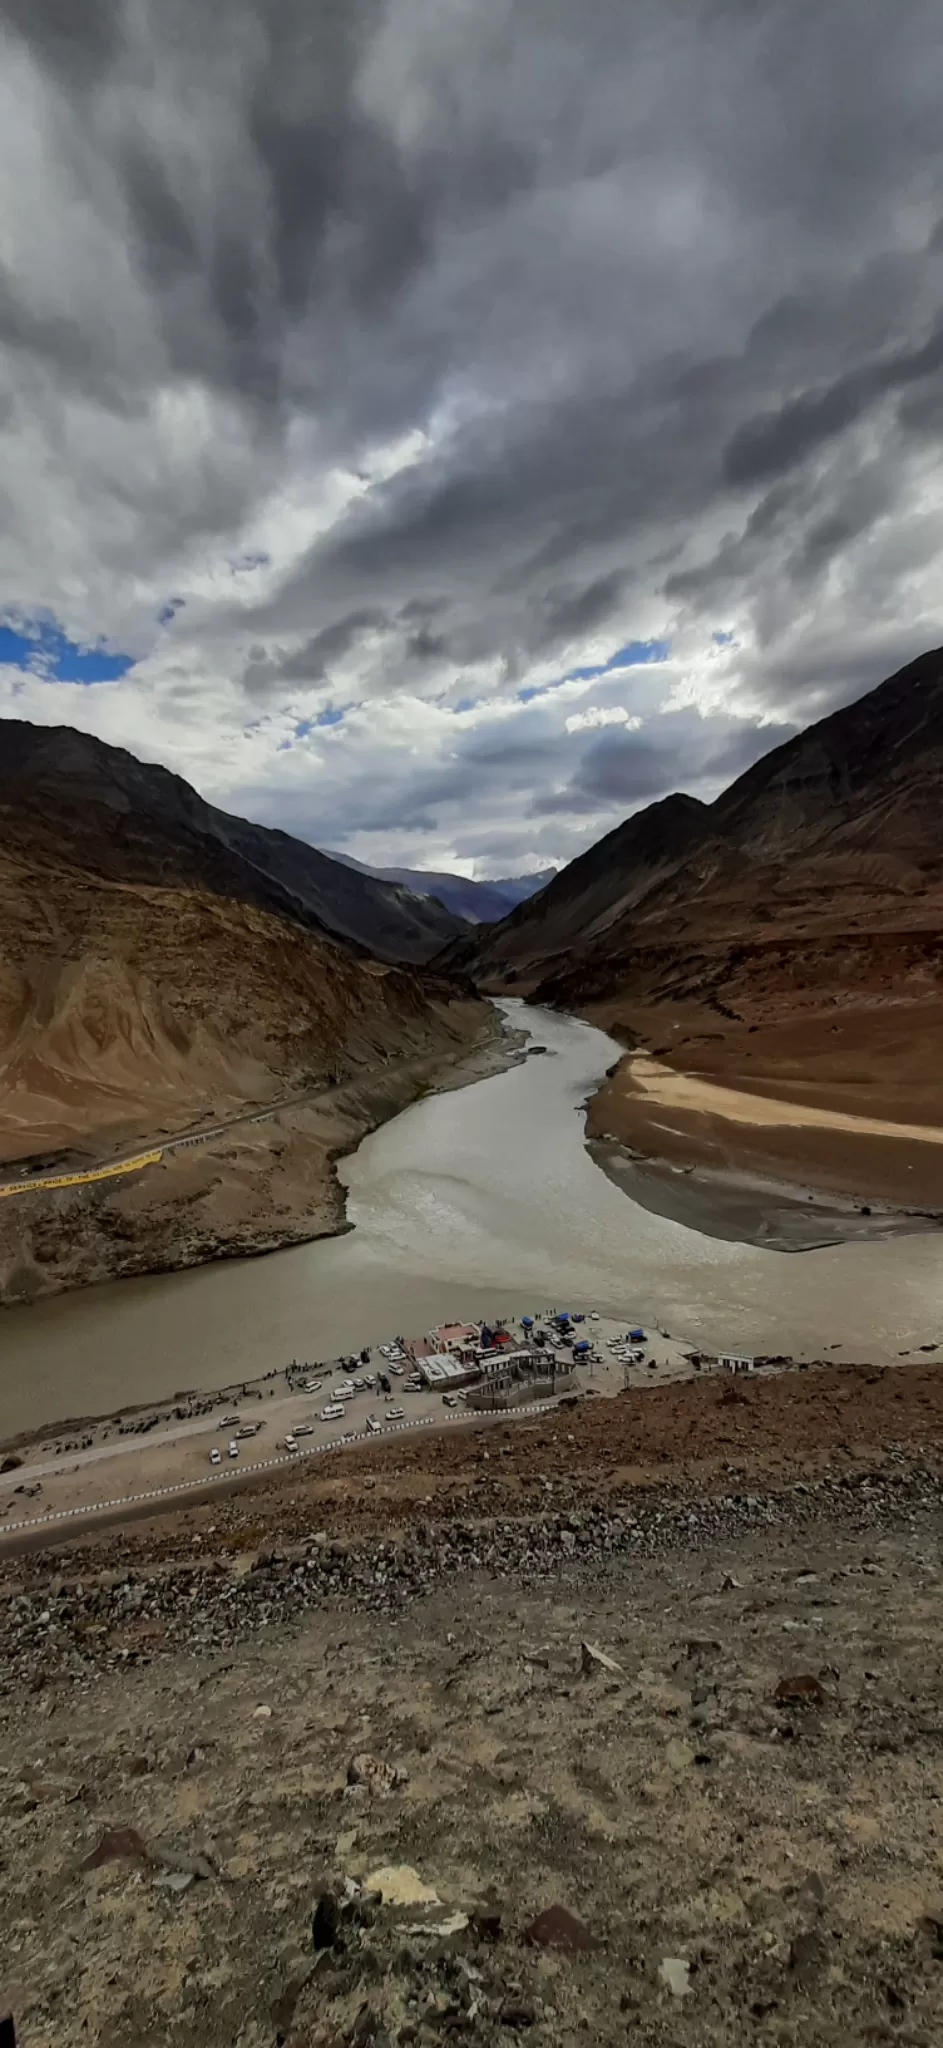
0 718 496 1301
446 646 943 1007
0 721 467 966
326 850 556 925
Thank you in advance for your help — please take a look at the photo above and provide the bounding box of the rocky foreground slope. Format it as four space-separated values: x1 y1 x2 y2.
3 1362 943 2045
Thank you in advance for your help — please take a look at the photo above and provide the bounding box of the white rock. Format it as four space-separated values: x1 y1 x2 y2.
659 1957 692 1999
580 1640 622 1676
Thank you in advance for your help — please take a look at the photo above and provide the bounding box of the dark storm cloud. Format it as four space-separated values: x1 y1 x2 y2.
538 572 625 646
241 611 386 694
0 0 121 77
723 319 943 488
1 0 943 866
532 731 682 816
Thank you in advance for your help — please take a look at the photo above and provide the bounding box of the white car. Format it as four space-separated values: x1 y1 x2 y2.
228 1442 239 1459
320 1404 344 1421
284 1434 298 1452
366 1415 380 1433
294 1423 313 1437
590 1311 600 1320
222 1414 240 1426
385 1406 405 1421
209 1447 222 1465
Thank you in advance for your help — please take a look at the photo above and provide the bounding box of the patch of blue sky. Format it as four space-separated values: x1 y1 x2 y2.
0 617 135 684
293 706 348 742
565 637 669 682
517 635 669 704
713 629 734 645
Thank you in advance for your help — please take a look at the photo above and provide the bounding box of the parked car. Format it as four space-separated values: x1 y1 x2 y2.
385 1407 405 1421
209 1447 221 1465
294 1423 313 1437
228 1441 239 1457
222 1414 240 1426
320 1404 344 1421
284 1434 298 1452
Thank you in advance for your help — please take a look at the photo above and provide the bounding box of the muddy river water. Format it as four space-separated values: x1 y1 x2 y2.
1 1000 940 1434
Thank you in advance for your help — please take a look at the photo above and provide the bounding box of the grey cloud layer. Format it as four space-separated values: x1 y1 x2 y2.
1 0 942 863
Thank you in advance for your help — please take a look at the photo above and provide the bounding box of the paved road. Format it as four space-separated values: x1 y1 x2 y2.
0 1407 229 1485
0 1366 464 1496
0 1061 406 1200
0 1392 566 1546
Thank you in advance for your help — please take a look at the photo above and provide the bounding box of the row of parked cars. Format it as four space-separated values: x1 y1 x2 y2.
207 1419 262 1464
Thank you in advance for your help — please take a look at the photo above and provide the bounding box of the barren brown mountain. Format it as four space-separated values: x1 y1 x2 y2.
0 723 495 1304
447 647 943 1213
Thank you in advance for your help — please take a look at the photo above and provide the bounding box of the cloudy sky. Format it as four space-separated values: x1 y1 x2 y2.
0 0 941 877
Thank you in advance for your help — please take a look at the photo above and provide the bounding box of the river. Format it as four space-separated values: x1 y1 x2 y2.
1 1000 940 1434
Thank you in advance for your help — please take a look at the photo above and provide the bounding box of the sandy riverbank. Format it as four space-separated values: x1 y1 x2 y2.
582 1000 943 1249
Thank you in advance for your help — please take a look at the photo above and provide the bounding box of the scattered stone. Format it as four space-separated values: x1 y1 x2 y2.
523 1905 594 1953
775 1674 828 1709
364 1865 440 1908
797 1871 825 1914
347 1754 407 1798
150 1842 216 1882
659 1957 692 1999
721 1572 742 1590
401 1910 469 1938
665 1738 696 1770
789 1928 826 1983
80 1826 148 1871
580 1640 621 1677
499 2001 536 2027
252 1704 272 1720
312 1890 343 1951
153 1870 195 1894
471 1907 504 1943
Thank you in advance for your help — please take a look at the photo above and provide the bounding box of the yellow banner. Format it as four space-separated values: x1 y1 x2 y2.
0 1149 163 1199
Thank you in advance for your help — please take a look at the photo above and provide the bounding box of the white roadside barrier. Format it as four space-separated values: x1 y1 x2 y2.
0 1401 560 1537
